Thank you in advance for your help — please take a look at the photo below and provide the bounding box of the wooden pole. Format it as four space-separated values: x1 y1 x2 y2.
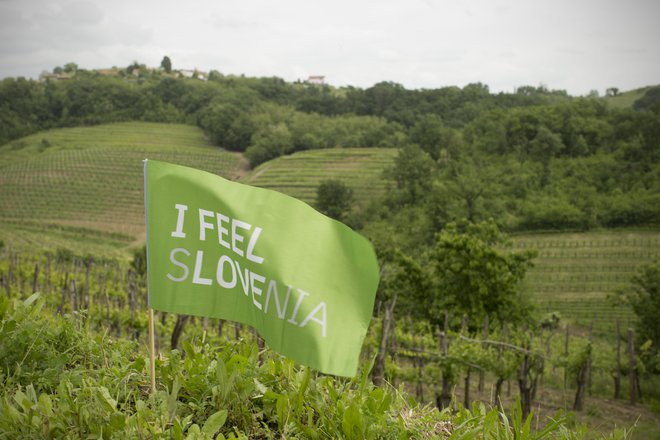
148 307 156 393
628 328 636 405
372 297 395 386
614 319 621 399
479 315 489 393
563 324 569 390
32 263 40 294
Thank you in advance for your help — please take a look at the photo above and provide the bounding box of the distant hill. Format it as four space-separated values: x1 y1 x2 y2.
602 86 652 109
0 122 243 257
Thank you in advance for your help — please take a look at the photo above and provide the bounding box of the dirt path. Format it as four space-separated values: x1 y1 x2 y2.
231 156 252 181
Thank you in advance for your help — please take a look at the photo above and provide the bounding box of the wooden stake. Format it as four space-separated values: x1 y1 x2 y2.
32 263 40 294
563 324 569 390
149 307 156 393
614 319 621 399
479 315 489 393
628 328 636 405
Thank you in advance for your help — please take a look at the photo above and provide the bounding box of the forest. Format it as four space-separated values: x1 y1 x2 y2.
1 62 660 437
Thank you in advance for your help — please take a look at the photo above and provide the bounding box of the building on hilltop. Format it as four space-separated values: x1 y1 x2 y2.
307 75 325 86
177 69 208 81
39 71 72 81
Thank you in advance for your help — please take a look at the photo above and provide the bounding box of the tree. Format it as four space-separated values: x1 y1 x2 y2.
529 125 564 187
431 156 505 225
371 246 432 386
387 144 435 205
409 114 445 160
428 220 536 327
63 62 78 73
315 179 354 222
633 86 660 113
606 87 620 97
245 122 294 166
615 264 660 366
160 56 172 73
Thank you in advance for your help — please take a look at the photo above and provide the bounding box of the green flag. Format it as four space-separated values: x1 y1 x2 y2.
144 160 380 376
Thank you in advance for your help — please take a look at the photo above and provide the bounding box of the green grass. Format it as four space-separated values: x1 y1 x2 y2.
602 87 651 109
512 230 660 335
0 122 244 256
239 147 398 208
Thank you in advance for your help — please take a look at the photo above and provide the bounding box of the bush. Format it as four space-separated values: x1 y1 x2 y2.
315 179 354 221
518 197 588 230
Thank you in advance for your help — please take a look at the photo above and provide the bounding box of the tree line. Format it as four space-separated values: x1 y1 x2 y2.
2 64 659 233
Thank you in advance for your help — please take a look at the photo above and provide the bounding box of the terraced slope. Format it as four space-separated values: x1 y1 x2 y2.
512 230 660 334
0 122 243 255
240 148 398 207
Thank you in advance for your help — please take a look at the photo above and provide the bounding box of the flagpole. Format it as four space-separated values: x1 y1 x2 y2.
144 159 156 393
148 307 156 393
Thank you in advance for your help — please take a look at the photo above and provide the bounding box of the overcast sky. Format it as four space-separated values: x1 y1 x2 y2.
1 0 658 96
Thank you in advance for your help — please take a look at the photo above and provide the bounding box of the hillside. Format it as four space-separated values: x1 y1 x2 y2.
240 148 398 207
602 86 652 109
1 70 659 438
1 121 659 437
512 230 660 334
2 122 658 335
0 123 400 257
0 122 243 257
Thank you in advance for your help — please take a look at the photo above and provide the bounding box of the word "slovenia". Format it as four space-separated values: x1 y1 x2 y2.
164 203 328 337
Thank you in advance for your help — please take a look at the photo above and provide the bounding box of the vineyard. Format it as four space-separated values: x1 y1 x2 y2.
0 125 400 257
0 249 656 438
512 231 660 336
240 148 398 208
0 122 243 257
2 123 659 334
1 121 660 437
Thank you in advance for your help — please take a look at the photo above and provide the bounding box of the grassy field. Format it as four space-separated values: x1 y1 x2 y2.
512 230 660 335
602 86 651 109
0 122 243 257
240 147 398 208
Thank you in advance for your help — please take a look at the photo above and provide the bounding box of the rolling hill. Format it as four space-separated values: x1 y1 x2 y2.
239 148 398 207
1 122 658 333
602 86 652 109
0 122 244 257
0 123 398 257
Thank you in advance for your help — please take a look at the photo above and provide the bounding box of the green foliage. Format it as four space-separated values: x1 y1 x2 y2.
387 144 435 205
160 56 172 74
429 220 536 326
432 156 502 224
614 264 660 370
245 122 294 166
633 86 660 113
1 70 659 235
0 248 649 438
315 179 354 222
0 292 593 439
408 114 464 160
131 244 147 278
